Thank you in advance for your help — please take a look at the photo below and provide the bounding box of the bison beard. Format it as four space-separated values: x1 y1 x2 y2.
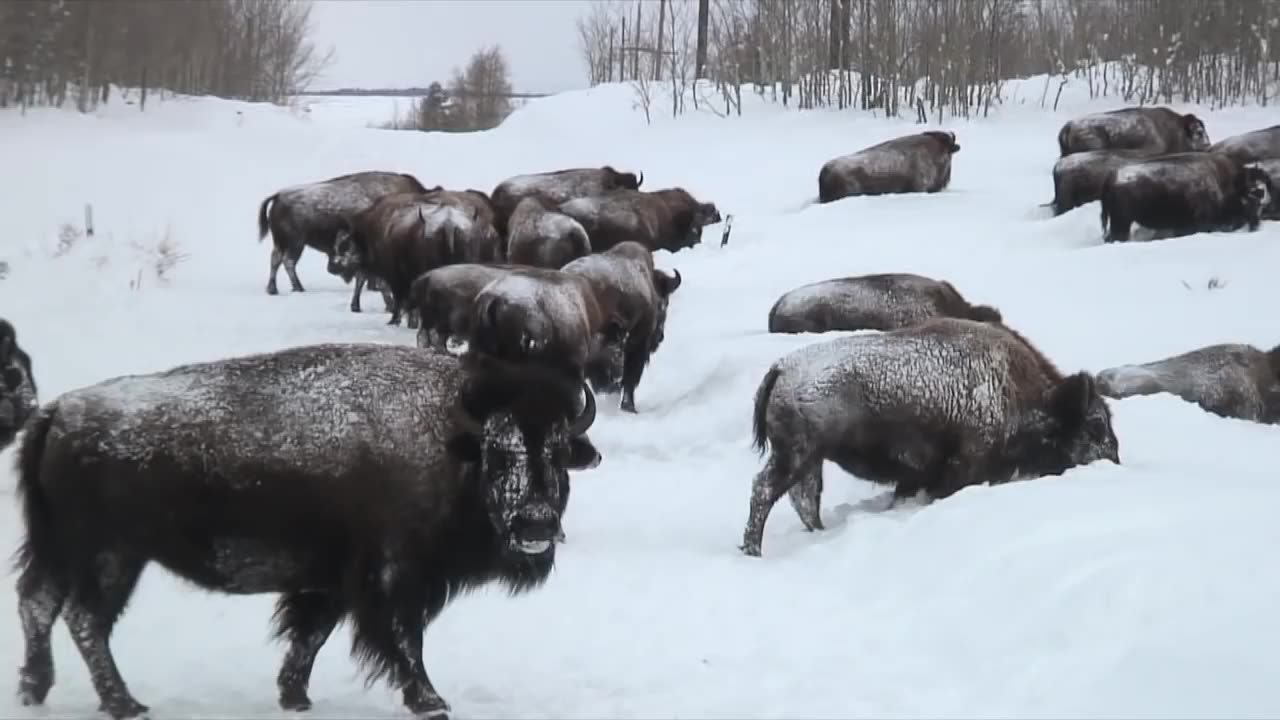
11 344 599 720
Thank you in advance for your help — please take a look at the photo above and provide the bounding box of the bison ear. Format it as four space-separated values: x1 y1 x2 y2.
653 269 682 296
1048 371 1097 428
566 435 602 470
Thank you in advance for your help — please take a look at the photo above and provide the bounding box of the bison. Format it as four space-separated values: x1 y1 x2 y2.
0 318 37 450
421 188 504 263
410 263 524 351
467 268 628 385
1045 148 1163 216
817 130 961 203
12 344 600 720
1095 342 1280 425
1057 106 1210 157
506 195 592 269
330 193 476 325
1208 124 1280 166
1099 152 1274 243
256 170 431 295
558 187 722 253
741 317 1120 557
561 241 683 412
490 165 643 236
1251 158 1280 220
766 273 1001 335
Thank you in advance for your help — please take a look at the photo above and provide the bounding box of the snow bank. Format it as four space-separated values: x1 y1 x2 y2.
2 69 1280 719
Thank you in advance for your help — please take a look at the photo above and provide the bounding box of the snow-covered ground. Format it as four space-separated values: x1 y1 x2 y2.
3 77 1280 719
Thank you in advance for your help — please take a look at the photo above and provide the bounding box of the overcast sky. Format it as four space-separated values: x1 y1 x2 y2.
308 0 593 94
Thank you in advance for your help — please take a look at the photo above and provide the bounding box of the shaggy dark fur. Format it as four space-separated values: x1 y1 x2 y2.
506 195 593 269
1207 124 1280 165
1099 152 1274 243
0 318 37 451
558 187 722 253
256 170 430 295
817 131 961 203
409 263 526 351
490 166 643 237
1045 148 1163 216
766 273 1001 335
741 318 1119 557
11 344 600 720
1057 106 1210 157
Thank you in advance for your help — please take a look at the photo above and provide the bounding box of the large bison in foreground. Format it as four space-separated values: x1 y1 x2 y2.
766 273 1000 335
1095 342 1280 425
490 165 643 236
741 318 1120 557
1099 152 1274 243
817 130 960 203
257 170 431 295
1045 148 1162 216
1208 124 1280 165
1057 106 1210 157
0 318 37 451
559 187 722 253
13 345 600 720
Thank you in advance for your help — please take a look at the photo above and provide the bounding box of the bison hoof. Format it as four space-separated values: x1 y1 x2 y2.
266 283 279 296
738 542 762 558
620 398 638 414
350 304 361 313
408 694 451 720
17 666 53 706
98 697 150 720
279 688 313 712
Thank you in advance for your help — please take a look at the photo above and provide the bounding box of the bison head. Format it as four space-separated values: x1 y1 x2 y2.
1015 371 1120 478
448 363 599 557
924 131 961 154
0 343 37 446
1182 114 1210 151
1240 165 1274 231
328 219 363 282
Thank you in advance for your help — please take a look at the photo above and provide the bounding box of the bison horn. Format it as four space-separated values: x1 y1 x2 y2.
671 268 682 291
636 171 644 187
568 383 597 436
451 394 486 437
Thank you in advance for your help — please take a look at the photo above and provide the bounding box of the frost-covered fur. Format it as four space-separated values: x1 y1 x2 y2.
1100 152 1274 243
1046 148 1163 216
256 170 430 295
1057 107 1210 157
766 273 1001 335
741 318 1119 557
490 165 643 236
559 187 721 253
468 268 618 382
1249 158 1280 220
12 344 600 720
330 193 474 325
561 241 683 413
0 318 37 450
817 131 960 203
421 188 504 263
506 195 592 269
1095 343 1280 424
1208 124 1280 165
410 263 525 350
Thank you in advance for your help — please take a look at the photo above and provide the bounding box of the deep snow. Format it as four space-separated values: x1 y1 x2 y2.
2 77 1280 719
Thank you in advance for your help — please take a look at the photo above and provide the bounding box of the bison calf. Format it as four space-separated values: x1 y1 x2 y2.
0 318 37 450
1100 152 1274 243
506 195 592 269
766 273 1000 335
1096 342 1280 425
1057 106 1210 157
817 130 960 203
742 318 1119 557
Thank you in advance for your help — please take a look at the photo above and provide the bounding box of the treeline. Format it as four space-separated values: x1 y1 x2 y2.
0 0 332 111
578 0 1280 122
383 46 519 133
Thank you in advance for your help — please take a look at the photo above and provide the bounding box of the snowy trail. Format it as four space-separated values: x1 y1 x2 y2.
2 81 1280 719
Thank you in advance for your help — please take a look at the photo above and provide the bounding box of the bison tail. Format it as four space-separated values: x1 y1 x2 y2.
257 193 276 241
1099 202 1110 234
752 364 783 456
11 406 60 579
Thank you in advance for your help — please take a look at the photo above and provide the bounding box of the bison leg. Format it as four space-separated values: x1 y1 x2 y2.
350 274 367 313
618 336 652 414
15 566 68 706
740 446 811 557
283 246 306 293
380 287 395 313
62 552 149 720
267 247 285 295
273 591 346 712
785 460 825 532
1105 213 1133 243
351 588 451 719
